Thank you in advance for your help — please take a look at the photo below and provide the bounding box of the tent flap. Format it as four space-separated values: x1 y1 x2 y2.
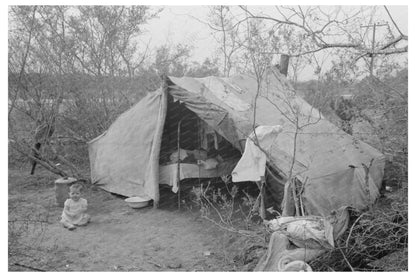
88 89 166 199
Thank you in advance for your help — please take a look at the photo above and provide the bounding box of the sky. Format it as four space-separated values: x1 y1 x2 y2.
144 6 214 61
142 5 408 80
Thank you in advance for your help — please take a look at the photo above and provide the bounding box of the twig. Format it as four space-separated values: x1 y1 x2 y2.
201 215 260 238
339 247 354 271
147 260 163 268
8 219 49 224
345 213 366 248
201 191 229 226
13 262 46 272
384 6 405 37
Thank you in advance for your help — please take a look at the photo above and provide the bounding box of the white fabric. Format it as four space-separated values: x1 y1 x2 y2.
60 198 90 226
159 160 239 193
255 232 324 271
280 260 313 272
232 125 282 182
197 158 219 170
169 148 189 162
256 207 350 271
189 149 208 160
199 121 220 150
159 163 221 193
267 216 332 248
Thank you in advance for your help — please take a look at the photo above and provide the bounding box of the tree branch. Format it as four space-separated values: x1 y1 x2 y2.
384 6 406 37
380 36 407 50
9 141 68 177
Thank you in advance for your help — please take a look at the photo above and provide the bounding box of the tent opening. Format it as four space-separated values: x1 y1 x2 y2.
159 94 242 164
157 94 285 214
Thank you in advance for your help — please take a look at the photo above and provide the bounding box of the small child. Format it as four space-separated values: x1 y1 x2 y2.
60 183 90 230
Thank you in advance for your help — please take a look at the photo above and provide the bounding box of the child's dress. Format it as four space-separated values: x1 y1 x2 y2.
61 198 90 226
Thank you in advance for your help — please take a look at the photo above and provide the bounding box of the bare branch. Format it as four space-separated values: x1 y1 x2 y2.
9 141 68 177
238 5 307 31
371 46 408 55
384 6 405 37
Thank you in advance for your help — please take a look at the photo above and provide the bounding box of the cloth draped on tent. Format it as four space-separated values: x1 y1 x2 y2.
232 125 283 182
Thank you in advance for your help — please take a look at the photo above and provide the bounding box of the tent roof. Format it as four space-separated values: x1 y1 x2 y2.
167 69 384 179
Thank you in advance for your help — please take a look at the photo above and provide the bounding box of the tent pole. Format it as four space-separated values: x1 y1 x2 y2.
177 119 182 210
176 113 191 210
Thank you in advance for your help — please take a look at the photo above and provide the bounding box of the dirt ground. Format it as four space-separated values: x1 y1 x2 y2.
8 167 265 272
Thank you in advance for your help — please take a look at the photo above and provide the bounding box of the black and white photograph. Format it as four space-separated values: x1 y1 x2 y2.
7 2 409 272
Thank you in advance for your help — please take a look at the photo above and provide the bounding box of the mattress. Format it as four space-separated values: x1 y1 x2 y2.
159 160 238 193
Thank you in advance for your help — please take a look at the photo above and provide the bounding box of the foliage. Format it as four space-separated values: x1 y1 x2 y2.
8 6 222 176
353 70 408 188
187 58 221 78
8 6 160 174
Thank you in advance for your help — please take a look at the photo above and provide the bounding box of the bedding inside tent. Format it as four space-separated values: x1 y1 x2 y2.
158 94 244 192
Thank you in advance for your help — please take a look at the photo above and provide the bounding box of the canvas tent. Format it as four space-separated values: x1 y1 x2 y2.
88 68 385 216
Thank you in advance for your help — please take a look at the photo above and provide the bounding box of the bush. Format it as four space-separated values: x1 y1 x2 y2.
309 195 408 271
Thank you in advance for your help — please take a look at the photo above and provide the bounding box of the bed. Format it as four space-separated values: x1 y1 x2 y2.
159 159 238 193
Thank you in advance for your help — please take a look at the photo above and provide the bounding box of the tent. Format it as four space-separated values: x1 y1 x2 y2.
88 68 385 216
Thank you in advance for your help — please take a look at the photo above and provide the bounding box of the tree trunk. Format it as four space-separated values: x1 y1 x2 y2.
279 54 290 76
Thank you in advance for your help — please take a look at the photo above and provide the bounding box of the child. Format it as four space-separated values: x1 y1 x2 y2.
60 183 90 230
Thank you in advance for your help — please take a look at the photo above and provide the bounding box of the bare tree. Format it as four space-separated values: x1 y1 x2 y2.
206 6 407 80
207 6 244 76
238 6 407 57
8 6 160 177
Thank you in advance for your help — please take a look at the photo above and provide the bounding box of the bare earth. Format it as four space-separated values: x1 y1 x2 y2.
8 168 262 271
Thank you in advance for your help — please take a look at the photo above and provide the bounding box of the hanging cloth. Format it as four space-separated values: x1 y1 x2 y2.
232 125 282 182
200 121 220 150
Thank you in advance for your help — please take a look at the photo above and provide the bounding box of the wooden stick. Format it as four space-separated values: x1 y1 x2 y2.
290 178 301 216
177 119 182 210
299 177 308 216
10 142 68 177
256 180 266 220
13 262 46 272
